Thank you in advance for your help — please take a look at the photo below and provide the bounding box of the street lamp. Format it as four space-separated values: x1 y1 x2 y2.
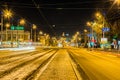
84 29 87 33
0 9 12 47
86 21 96 48
4 9 13 42
3 9 12 19
39 31 43 41
19 19 25 25
5 23 10 41
16 19 26 47
95 12 102 18
76 31 79 35
19 19 25 41
30 25 32 41
0 13 3 47
45 34 50 46
74 31 80 47
113 0 120 6
84 29 88 47
86 21 93 37
95 12 105 38
32 24 37 42
39 31 43 35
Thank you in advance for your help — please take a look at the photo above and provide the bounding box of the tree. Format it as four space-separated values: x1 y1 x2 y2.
106 9 120 40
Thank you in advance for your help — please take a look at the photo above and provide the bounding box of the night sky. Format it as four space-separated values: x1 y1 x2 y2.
0 0 109 36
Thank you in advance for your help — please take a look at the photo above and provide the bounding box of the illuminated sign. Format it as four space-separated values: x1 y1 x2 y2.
102 27 110 32
10 25 24 30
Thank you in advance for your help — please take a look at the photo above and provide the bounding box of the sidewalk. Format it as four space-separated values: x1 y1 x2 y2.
39 49 81 80
89 48 120 57
93 48 120 53
0 46 35 51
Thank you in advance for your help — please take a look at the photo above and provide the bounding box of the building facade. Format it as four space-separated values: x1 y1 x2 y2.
0 29 30 42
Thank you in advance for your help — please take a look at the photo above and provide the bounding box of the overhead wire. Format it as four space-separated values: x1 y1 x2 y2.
32 0 56 36
0 0 115 33
0 5 112 9
0 1 107 6
38 1 109 6
0 1 111 9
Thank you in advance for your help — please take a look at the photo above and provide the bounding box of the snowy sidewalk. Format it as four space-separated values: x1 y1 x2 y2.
0 46 35 51
39 49 78 80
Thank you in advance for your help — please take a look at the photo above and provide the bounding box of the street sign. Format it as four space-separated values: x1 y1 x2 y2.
10 25 24 30
118 41 120 45
102 27 110 32
87 34 92 37
101 38 108 44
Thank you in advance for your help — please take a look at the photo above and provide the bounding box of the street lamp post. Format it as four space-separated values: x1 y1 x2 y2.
34 28 36 42
3 9 13 47
1 9 12 47
39 31 43 43
0 13 3 47
5 23 10 41
16 19 25 47
39 31 43 35
113 0 120 7
31 27 32 41
87 21 93 39
19 19 25 41
75 31 79 47
32 24 37 42
87 21 95 49
95 12 105 38
84 29 88 47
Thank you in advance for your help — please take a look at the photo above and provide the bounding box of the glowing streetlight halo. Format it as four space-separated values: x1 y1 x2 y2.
5 23 10 28
39 31 43 35
86 21 92 26
3 9 13 19
19 19 25 25
113 0 120 6
32 24 37 29
95 12 102 19
84 29 87 33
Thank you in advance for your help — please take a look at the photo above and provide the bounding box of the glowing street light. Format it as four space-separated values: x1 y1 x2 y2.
1 9 13 47
19 19 25 25
86 21 94 39
5 23 10 41
19 19 26 42
44 33 46 36
95 12 105 38
84 29 87 33
113 0 120 6
39 31 43 35
3 9 13 19
86 21 92 27
33 24 37 29
73 31 80 47
5 23 10 28
84 29 88 46
95 12 102 19
76 31 79 35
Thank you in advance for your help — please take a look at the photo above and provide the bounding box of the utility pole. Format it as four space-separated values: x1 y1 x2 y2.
34 29 36 42
1 13 3 47
31 28 32 41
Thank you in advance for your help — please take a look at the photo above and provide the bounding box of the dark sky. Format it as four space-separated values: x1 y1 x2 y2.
0 0 108 36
